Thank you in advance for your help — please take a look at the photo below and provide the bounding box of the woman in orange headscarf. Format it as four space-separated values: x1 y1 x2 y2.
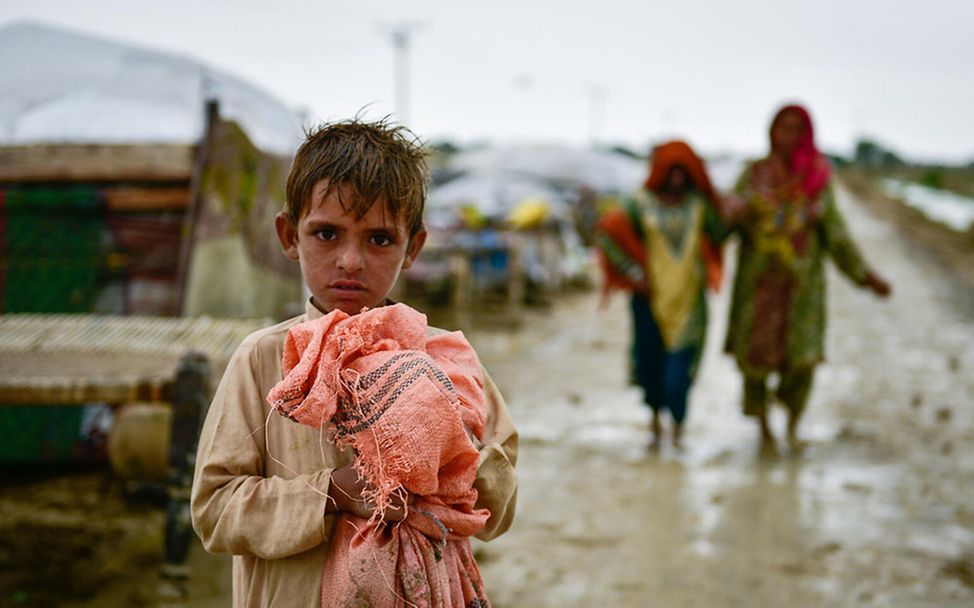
595 140 728 448
724 104 891 453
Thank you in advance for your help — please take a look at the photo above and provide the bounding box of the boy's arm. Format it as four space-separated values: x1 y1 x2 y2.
473 368 518 541
190 339 335 560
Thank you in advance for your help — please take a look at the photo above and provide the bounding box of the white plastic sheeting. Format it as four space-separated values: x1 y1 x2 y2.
427 172 569 227
446 145 645 195
881 178 974 233
0 21 304 156
706 155 748 192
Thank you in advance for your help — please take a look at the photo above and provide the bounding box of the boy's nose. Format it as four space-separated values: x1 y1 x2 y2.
336 242 364 272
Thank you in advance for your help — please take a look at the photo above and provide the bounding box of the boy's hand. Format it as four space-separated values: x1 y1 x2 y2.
327 465 411 522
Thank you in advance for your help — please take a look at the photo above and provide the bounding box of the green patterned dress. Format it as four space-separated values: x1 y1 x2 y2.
725 160 870 378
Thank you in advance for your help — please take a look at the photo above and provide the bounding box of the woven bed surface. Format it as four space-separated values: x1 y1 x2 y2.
0 314 267 404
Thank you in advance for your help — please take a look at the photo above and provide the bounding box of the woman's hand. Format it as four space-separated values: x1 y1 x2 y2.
327 465 412 521
634 279 652 299
863 270 892 298
718 194 747 223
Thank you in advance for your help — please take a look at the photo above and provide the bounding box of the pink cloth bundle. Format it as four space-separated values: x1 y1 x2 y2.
266 303 492 607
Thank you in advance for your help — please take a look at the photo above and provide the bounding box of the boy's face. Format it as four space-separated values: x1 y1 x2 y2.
276 181 426 315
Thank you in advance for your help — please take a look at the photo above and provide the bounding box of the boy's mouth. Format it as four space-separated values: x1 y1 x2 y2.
328 280 367 295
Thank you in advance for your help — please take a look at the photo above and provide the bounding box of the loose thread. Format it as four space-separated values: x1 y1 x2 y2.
262 407 331 502
340 365 402 524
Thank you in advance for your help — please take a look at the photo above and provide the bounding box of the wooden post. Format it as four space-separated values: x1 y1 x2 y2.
175 100 219 316
506 233 525 317
540 226 561 302
159 351 210 597
450 248 472 329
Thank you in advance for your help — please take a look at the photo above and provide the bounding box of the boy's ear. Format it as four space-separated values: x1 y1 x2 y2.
401 228 427 270
275 212 300 262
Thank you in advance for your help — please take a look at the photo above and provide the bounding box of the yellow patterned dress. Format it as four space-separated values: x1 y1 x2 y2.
625 190 727 422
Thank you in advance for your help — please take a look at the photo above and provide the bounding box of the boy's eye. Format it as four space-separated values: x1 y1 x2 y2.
370 233 394 246
315 228 337 241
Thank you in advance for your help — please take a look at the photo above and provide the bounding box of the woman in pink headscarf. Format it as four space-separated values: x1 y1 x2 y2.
724 104 891 453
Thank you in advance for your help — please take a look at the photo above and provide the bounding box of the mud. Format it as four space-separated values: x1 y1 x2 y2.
471 181 974 607
0 470 166 607
1 182 972 607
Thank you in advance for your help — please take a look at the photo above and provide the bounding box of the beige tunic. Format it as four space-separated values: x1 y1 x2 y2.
190 300 519 607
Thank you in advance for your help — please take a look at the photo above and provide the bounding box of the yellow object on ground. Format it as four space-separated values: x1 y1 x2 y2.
508 197 551 229
459 204 487 230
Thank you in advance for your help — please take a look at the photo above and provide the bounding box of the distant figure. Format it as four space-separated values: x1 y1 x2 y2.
724 104 891 453
595 141 726 449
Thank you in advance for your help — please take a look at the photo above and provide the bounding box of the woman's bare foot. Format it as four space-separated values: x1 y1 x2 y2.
649 411 662 451
759 435 780 458
672 422 684 450
786 416 806 454
758 413 779 457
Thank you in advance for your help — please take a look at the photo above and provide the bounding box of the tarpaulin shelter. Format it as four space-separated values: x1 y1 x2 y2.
426 171 569 229
445 144 645 195
406 164 593 315
0 21 306 471
0 21 305 320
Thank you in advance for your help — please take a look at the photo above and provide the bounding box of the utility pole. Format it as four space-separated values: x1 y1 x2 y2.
379 21 423 126
586 83 607 149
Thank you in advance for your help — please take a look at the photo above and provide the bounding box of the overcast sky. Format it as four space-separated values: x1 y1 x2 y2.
1 0 972 162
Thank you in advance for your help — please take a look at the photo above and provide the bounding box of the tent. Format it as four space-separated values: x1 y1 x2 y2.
445 144 645 195
0 21 305 320
0 21 302 155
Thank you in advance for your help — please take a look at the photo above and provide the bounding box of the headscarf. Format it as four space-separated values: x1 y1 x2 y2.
769 104 831 199
644 140 720 207
644 140 724 292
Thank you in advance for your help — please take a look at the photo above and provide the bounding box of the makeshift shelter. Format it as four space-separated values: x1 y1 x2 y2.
445 144 645 195
434 145 643 290
402 164 592 316
0 21 305 320
0 22 312 590
0 19 308 481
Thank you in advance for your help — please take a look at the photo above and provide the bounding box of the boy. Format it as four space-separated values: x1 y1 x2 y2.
190 119 518 606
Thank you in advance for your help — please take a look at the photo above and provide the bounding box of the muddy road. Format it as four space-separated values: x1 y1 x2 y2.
3 183 973 607
471 183 974 607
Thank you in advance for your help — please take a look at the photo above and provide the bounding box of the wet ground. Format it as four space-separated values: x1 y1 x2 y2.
471 182 974 607
2 182 973 607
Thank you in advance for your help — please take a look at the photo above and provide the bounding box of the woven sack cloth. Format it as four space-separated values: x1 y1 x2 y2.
266 303 492 607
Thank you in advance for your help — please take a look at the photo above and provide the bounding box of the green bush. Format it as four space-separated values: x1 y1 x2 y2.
919 167 945 190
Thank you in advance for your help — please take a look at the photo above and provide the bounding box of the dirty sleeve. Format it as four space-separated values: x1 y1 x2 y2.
473 368 519 541
819 185 869 285
190 334 336 561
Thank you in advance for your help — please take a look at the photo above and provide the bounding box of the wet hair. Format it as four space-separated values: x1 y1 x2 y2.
284 117 429 237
